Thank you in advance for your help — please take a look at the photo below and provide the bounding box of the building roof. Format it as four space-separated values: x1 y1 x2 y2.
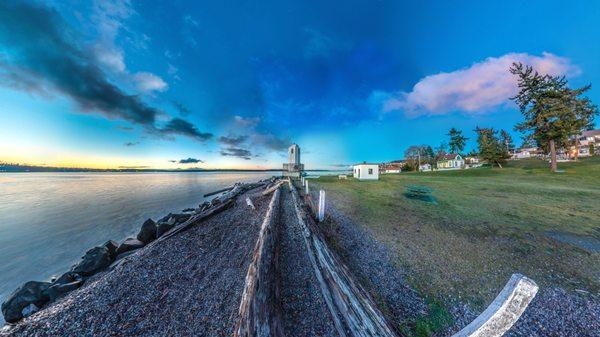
439 153 461 160
582 129 600 137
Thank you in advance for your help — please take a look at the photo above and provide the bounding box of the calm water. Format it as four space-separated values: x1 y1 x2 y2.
0 172 274 323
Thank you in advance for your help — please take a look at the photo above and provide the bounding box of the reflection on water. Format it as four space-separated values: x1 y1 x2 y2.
0 172 273 322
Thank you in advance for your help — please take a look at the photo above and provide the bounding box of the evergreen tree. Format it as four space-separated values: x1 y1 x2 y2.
447 128 468 154
475 127 510 168
499 129 514 155
510 62 598 172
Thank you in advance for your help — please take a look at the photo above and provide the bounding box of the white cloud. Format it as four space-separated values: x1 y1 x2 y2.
134 72 168 93
373 52 580 117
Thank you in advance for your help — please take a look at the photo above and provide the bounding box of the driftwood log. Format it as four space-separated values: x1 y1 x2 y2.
451 274 538 337
288 180 397 337
203 186 235 198
234 187 284 337
262 180 285 196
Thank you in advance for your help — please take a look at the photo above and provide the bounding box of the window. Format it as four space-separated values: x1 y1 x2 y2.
368 168 373 174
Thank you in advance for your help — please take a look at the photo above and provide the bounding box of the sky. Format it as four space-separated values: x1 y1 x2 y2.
0 0 599 169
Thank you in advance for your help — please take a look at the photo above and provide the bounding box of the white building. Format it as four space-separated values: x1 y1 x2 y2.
437 154 464 170
353 162 379 180
282 144 304 178
419 163 432 172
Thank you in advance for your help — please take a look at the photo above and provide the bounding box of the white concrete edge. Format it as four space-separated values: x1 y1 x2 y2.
452 273 539 337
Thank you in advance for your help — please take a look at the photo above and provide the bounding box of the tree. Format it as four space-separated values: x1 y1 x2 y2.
590 143 596 156
475 127 510 168
510 62 598 172
404 145 434 171
500 130 514 155
447 128 468 154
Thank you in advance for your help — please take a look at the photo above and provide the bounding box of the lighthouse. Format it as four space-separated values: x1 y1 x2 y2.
282 143 304 178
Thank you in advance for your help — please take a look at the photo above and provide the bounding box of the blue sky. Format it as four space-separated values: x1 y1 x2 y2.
0 0 598 169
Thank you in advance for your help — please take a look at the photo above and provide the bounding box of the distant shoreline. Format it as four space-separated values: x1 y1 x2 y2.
0 164 339 173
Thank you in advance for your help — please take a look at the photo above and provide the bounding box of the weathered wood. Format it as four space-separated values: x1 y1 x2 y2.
246 197 256 210
288 180 397 337
262 180 285 196
235 187 284 337
451 274 538 337
203 186 234 197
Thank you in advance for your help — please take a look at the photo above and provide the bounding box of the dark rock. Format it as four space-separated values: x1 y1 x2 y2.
1 281 51 323
103 240 119 258
137 218 157 244
182 208 195 212
53 272 82 286
116 238 145 255
43 281 82 302
21 303 39 318
156 221 175 238
71 246 112 276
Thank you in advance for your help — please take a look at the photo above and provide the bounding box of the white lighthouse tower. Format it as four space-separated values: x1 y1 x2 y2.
283 143 304 178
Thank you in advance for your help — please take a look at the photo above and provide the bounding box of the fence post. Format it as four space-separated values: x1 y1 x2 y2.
305 180 309 195
318 190 325 222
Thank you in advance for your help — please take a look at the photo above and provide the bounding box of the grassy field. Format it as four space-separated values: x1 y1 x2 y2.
313 157 600 320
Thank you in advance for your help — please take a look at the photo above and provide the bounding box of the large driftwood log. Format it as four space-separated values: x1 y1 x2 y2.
234 187 284 337
288 180 397 337
262 180 285 196
451 274 538 337
203 186 235 197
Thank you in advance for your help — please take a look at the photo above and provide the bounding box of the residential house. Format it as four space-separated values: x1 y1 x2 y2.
353 162 379 180
437 154 464 170
576 129 600 157
419 163 432 171
380 162 402 173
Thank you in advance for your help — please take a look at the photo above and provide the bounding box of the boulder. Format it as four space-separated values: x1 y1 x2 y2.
103 240 119 259
71 246 112 276
43 281 82 302
211 197 222 206
116 238 145 255
21 303 39 318
136 218 157 243
53 271 83 286
182 208 195 213
1 281 51 323
156 221 175 238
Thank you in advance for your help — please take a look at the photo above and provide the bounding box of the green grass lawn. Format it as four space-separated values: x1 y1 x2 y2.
313 157 600 315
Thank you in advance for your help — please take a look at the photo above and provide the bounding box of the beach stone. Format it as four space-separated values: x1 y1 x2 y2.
137 218 157 244
116 238 145 255
21 303 39 318
156 221 175 238
211 197 222 206
1 281 51 323
71 246 112 276
159 213 191 225
103 240 119 258
43 281 82 302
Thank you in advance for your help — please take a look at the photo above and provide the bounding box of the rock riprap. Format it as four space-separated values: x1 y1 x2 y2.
1 281 51 323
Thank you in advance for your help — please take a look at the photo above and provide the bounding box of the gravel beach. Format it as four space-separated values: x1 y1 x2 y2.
278 186 338 337
1 187 272 337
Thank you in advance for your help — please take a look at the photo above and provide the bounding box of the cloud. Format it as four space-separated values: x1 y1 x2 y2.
220 147 253 160
133 72 168 93
233 115 261 128
172 157 203 164
171 100 190 116
0 2 208 142
373 52 580 117
252 133 290 151
124 141 139 146
160 118 213 141
218 135 248 146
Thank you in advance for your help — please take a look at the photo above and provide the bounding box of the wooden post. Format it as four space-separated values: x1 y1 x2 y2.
305 180 309 195
318 190 325 222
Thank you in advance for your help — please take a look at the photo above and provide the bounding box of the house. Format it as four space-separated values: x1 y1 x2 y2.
353 162 379 180
419 163 432 171
437 154 464 170
575 129 600 157
511 147 541 160
380 162 402 173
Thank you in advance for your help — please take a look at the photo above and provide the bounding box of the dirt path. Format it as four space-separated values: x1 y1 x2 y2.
1 188 272 337
277 185 338 337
